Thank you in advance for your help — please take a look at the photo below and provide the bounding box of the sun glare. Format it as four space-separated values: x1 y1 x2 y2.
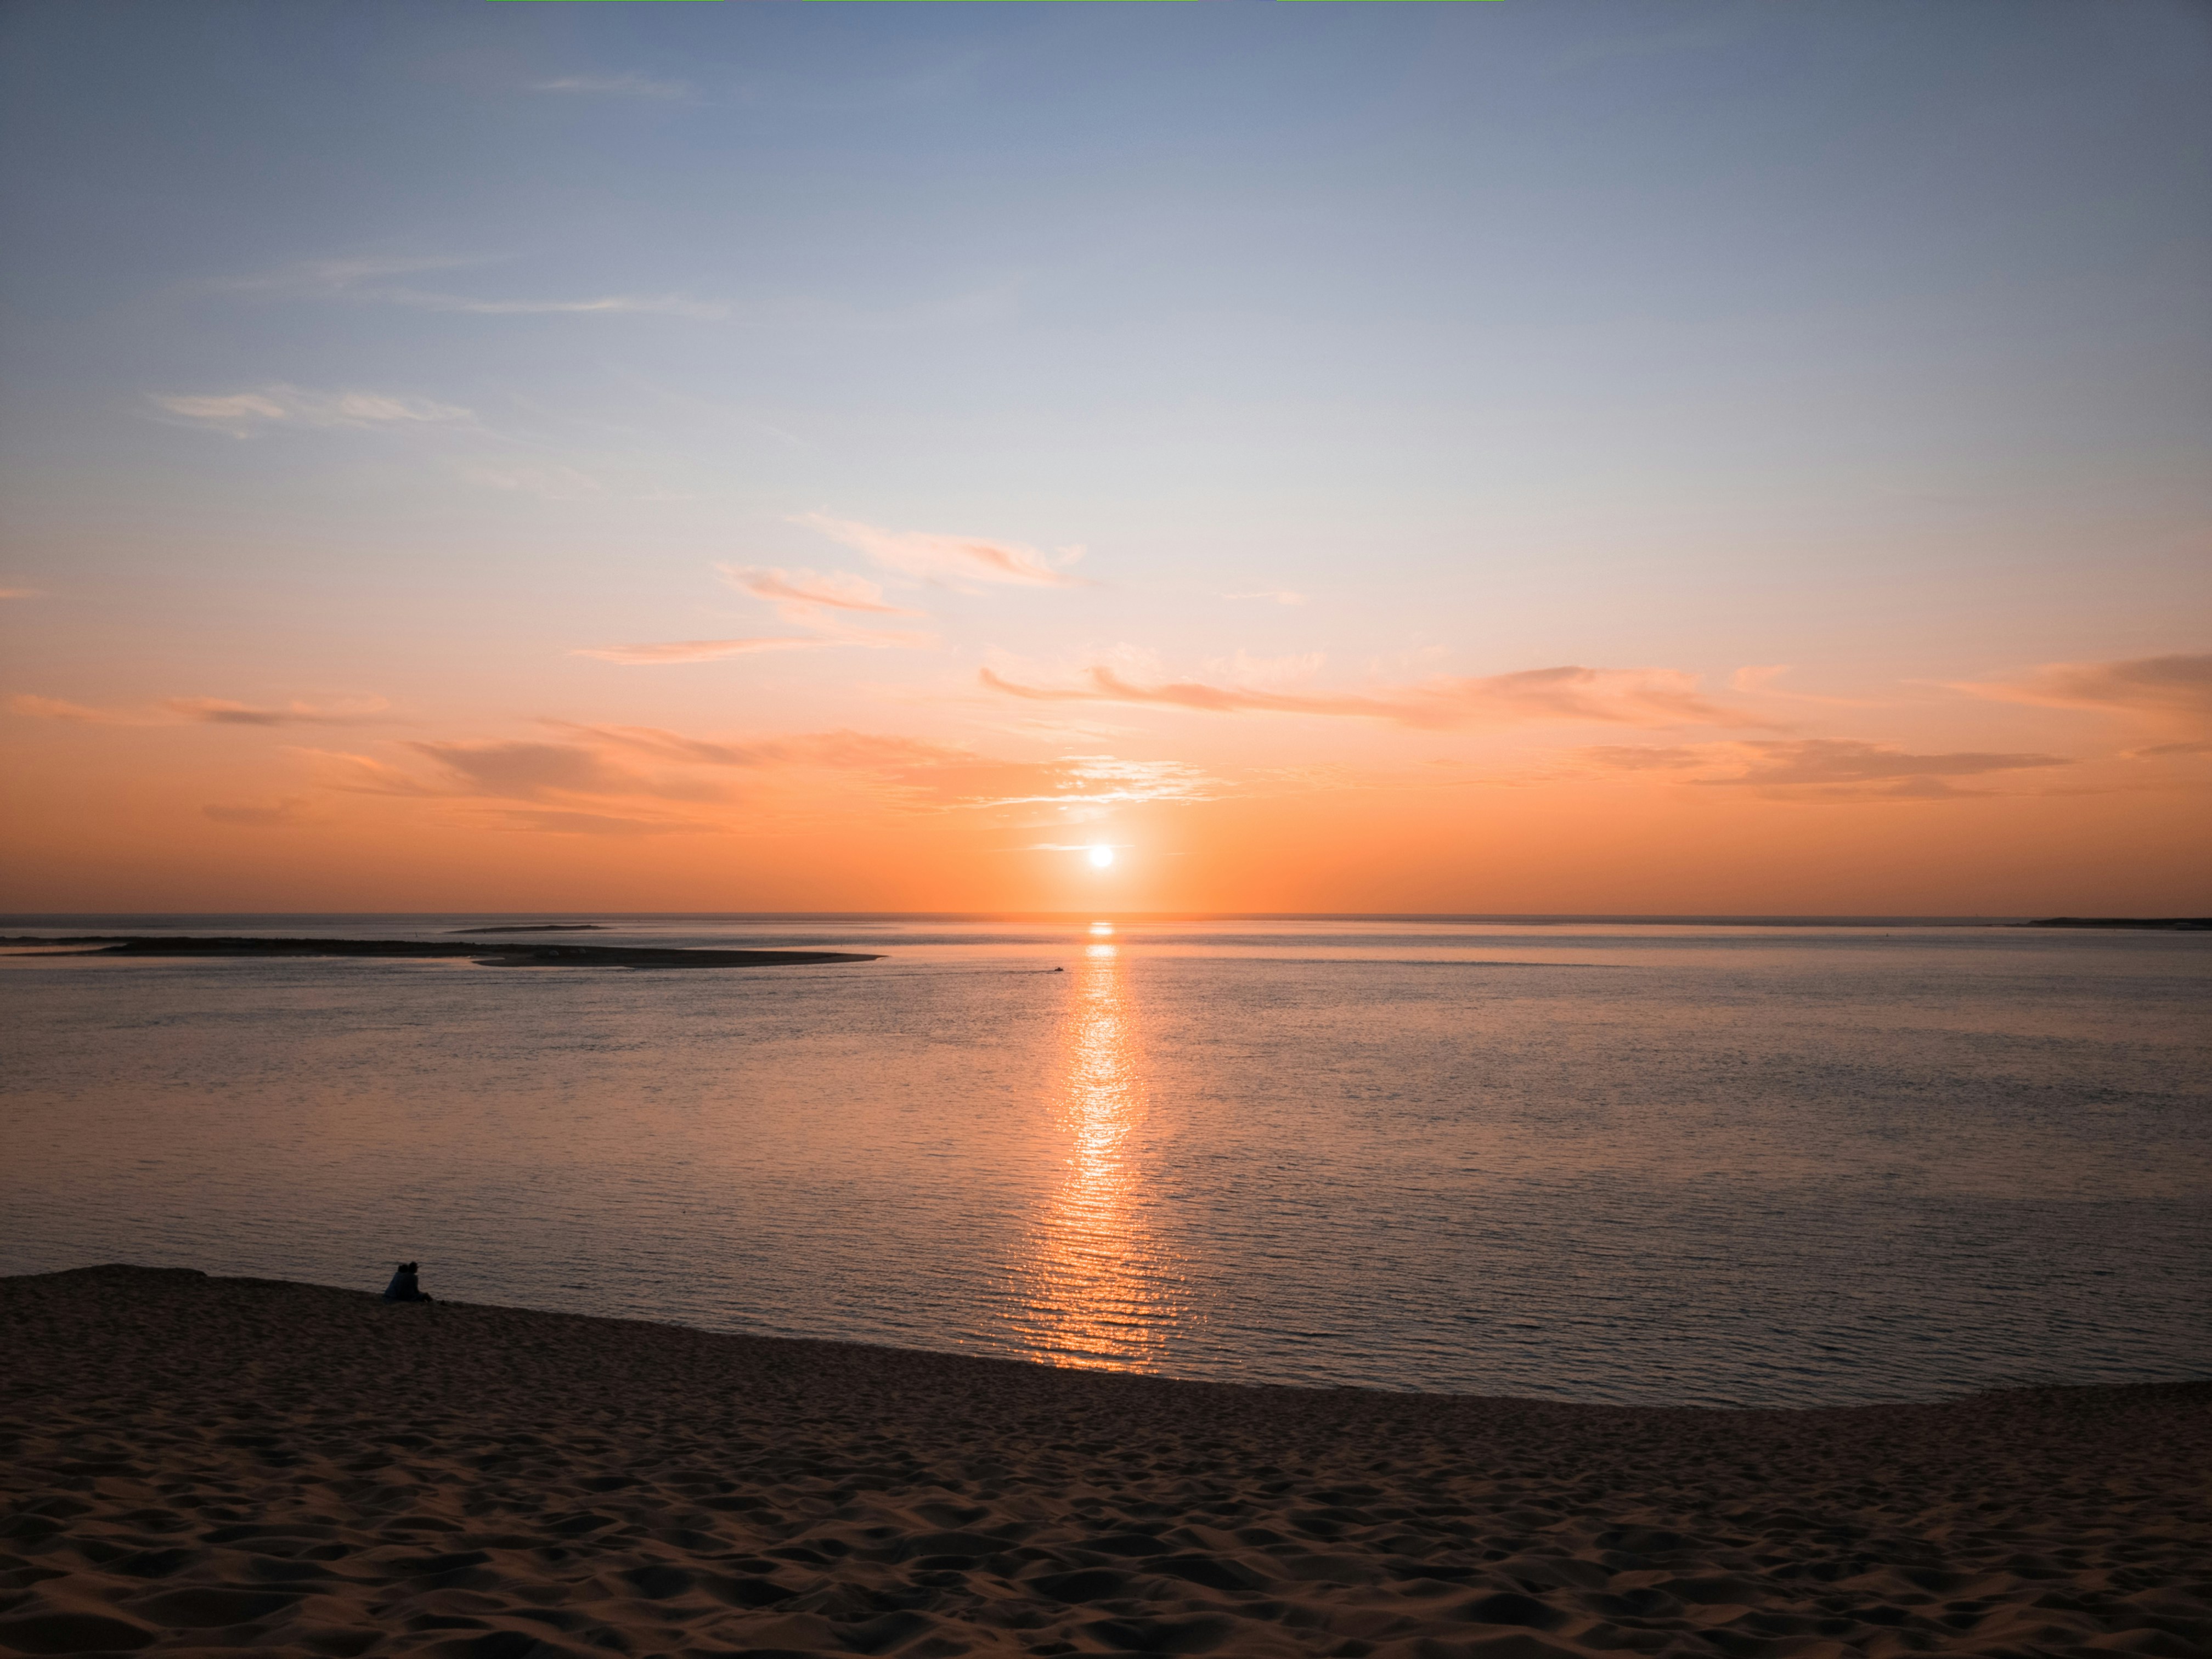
1088 844 1115 869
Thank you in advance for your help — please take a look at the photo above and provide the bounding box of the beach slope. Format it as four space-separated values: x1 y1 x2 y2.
2 1266 2205 1657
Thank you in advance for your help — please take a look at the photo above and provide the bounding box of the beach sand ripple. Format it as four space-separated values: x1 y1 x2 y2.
2 1266 2205 1657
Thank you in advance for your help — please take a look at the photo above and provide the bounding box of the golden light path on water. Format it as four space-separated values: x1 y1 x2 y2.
1012 924 1187 1370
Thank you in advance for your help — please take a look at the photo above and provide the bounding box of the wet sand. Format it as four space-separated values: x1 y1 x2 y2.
2 1267 2205 1658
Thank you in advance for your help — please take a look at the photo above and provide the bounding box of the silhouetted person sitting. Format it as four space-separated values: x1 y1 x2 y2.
382 1261 433 1303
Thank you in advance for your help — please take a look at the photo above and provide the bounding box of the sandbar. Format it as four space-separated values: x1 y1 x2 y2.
0 935 878 969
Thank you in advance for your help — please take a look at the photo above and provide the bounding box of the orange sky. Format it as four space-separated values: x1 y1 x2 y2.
4 648 2207 913
2 3 2207 914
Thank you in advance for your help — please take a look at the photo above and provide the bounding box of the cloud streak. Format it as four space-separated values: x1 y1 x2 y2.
794 513 1088 590
561 723 1206 808
980 663 1765 730
149 386 475 437
164 697 387 727
1952 653 2212 726
384 291 728 320
572 638 833 665
531 72 695 100
721 565 922 617
562 723 963 772
1577 738 2073 802
222 255 495 295
219 254 726 322
401 740 703 803
298 721 1215 830
715 563 935 647
11 693 385 726
583 563 936 664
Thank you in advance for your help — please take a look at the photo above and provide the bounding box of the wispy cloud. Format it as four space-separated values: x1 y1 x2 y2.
531 72 694 101
575 633 911 668
2126 739 2212 759
1728 664 1884 708
562 723 964 772
583 562 936 664
1225 589 1308 606
149 386 475 437
572 637 834 665
557 721 1207 810
9 695 132 725
720 565 922 617
1951 652 2212 726
455 461 606 499
716 563 935 647
385 291 728 320
164 697 387 726
0 588 39 600
297 721 1215 829
292 750 449 797
219 255 498 297
1700 739 2069 788
980 663 1765 730
794 512 1089 590
961 754 1214 810
1576 738 2073 802
219 253 726 322
11 693 386 726
402 740 699 802
219 254 1013 332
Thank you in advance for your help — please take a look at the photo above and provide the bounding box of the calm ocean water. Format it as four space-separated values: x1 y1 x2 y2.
4 915 2207 1406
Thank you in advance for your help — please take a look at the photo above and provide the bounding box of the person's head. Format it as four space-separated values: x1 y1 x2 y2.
398 1261 416 1273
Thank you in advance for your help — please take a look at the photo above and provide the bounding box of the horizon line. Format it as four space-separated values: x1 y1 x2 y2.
6 910 2191 927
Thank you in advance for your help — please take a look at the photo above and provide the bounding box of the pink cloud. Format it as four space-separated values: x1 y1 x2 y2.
794 512 1087 589
719 565 921 617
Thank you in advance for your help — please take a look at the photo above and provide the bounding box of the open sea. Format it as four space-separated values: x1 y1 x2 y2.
4 914 2207 1407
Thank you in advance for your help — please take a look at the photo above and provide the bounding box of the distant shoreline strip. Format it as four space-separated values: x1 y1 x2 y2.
0 934 879 969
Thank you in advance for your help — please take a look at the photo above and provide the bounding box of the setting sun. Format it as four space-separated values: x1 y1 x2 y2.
1088 845 1115 870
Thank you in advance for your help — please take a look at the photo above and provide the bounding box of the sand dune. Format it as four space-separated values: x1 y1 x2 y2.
2 1267 2205 1658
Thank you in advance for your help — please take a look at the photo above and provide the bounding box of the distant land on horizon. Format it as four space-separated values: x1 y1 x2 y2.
4 912 2209 929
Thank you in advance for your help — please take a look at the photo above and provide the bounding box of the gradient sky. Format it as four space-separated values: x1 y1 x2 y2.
2 0 2207 913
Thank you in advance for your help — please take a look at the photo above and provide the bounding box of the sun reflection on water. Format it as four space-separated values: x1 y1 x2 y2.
1012 932 1184 1370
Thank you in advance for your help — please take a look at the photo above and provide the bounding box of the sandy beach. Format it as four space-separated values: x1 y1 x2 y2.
2 1267 2205 1658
